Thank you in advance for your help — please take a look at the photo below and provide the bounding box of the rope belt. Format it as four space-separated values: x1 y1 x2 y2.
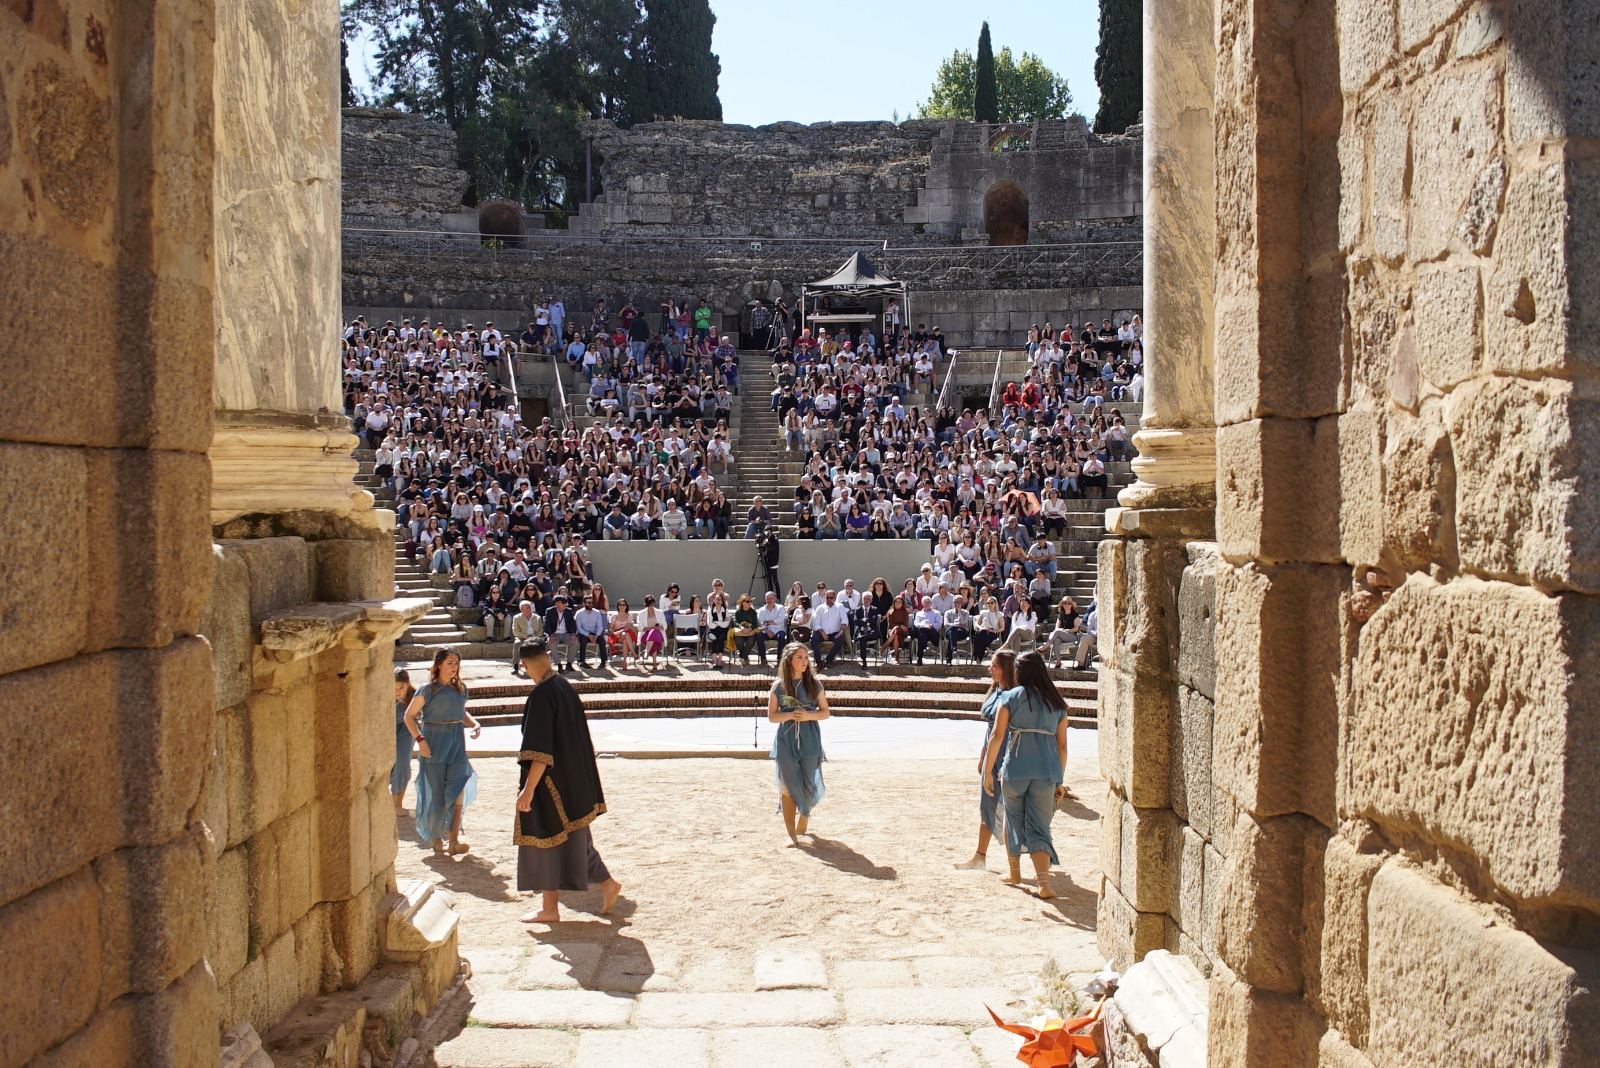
1007 726 1056 756
424 720 467 726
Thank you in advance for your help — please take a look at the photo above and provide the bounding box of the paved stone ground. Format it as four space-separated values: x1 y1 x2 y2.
400 753 1106 1067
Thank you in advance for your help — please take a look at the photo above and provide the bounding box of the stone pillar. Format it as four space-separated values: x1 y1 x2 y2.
210 0 373 528
1112 0 1217 521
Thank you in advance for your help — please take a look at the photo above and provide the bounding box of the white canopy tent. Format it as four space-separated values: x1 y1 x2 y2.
800 252 908 340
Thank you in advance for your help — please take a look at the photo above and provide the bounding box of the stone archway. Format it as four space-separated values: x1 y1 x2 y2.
983 180 1030 246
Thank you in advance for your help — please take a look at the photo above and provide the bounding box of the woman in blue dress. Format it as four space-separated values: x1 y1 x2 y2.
392 667 417 812
954 649 1017 871
401 649 482 855
980 651 1070 898
767 642 830 847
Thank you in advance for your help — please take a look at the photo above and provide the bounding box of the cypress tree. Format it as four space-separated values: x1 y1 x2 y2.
1094 0 1143 133
974 22 999 123
632 0 722 123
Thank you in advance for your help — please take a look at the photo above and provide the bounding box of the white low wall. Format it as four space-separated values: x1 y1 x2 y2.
585 539 933 605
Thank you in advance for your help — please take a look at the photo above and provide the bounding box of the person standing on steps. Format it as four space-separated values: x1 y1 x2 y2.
402 649 480 856
514 640 623 924
768 643 830 847
954 650 1016 871
392 667 417 812
980 651 1071 899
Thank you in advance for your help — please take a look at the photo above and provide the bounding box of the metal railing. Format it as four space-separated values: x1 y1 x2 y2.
551 359 573 430
987 349 1007 412
934 349 958 412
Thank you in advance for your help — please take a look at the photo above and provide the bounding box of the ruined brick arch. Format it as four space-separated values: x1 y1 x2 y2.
984 123 1034 152
984 180 1029 246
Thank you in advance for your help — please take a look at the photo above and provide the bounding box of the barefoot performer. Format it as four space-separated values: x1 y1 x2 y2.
768 642 830 846
515 639 622 923
980 651 1071 898
404 649 480 855
954 649 1017 871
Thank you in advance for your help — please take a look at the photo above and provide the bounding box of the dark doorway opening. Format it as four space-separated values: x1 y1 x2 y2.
984 181 1029 246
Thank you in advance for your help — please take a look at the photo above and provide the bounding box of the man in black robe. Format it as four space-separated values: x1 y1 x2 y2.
515 639 622 923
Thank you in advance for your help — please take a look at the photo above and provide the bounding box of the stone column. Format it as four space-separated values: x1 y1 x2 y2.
210 0 375 528
1110 0 1217 526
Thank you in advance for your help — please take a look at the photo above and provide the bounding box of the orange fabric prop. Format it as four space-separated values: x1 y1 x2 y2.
986 1001 1102 1068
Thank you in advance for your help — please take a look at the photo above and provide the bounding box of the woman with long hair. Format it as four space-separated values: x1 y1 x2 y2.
401 649 482 855
635 594 668 670
392 667 418 811
609 597 638 670
980 652 1070 898
882 593 911 661
767 642 830 846
954 650 1016 870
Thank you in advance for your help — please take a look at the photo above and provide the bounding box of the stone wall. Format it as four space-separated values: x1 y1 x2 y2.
342 107 471 228
1100 0 1600 1065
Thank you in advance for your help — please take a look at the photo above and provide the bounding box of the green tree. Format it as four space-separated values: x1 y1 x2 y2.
918 45 1072 123
628 0 721 123
974 21 998 122
1094 0 1142 133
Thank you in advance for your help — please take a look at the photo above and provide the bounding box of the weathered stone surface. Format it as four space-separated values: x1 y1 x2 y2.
1446 377 1600 591
1412 263 1482 388
1339 0 1398 93
471 990 636 1029
1171 686 1215 838
1367 860 1600 1066
133 960 220 1068
1176 544 1220 700
1099 876 1167 969
841 987 1012 1027
1313 836 1385 1048
572 1029 711 1068
211 847 251 985
315 536 393 603
1409 66 1504 261
1336 406 1384 568
119 639 217 845
634 990 841 1029
1214 813 1315 994
201 545 254 711
0 443 88 676
1369 97 1409 264
1381 401 1456 571
94 831 209 999
17 60 113 229
1319 1029 1376 1068
1207 964 1321 1068
1217 419 1341 565
834 1025 982 1068
1505 0 1600 144
1348 575 1600 905
221 537 314 620
1098 538 1128 672
1484 158 1589 377
342 108 471 225
753 946 828 990
0 868 101 1066
1099 665 1174 809
1115 538 1187 679
432 1027 577 1068
1120 802 1181 914
715 1027 846 1068
1176 826 1207 942
1214 562 1348 823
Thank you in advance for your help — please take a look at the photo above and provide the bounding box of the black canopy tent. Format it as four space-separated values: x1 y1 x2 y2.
800 252 908 341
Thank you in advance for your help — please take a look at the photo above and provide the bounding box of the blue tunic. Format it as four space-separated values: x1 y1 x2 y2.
413 682 479 844
978 689 1004 835
770 679 826 815
996 685 1067 862
391 698 414 797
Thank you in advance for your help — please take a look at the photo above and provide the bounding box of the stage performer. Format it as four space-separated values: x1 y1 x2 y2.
767 642 830 846
981 652 1071 899
515 639 623 923
954 649 1016 871
403 649 479 855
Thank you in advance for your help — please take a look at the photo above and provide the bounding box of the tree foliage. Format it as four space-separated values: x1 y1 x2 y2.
345 0 720 215
1094 0 1142 133
918 41 1072 124
974 22 998 123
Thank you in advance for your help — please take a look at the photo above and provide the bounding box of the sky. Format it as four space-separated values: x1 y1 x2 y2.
348 1 1105 127
709 1 1103 126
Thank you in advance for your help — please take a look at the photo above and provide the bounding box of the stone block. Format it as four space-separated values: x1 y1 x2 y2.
0 655 125 907
369 779 399 878
1214 562 1348 824
326 880 384 987
30 1001 136 1068
1206 964 1321 1068
1171 686 1215 839
1381 401 1456 571
1098 666 1174 810
1506 0 1600 144
131 960 220 1068
204 727 231 859
1369 96 1409 265
1121 802 1181 914
384 879 458 961
1098 876 1166 969
211 846 252 984
315 649 374 802
291 906 330 1003
275 804 317 928
0 868 101 1067
1101 785 1124 890
201 545 255 711
1213 813 1315 994
1115 538 1186 679
712 1027 844 1068
754 946 828 990
317 791 371 903
1347 575 1600 904
284 685 318 815
314 537 393 602
840 986 1009 1027
835 1025 981 1067
246 825 284 956
1097 539 1127 671
1203 843 1226 964
1176 545 1219 700
94 831 209 1000
0 443 89 676
1367 860 1600 1066
240 691 292 840
1398 0 1469 50
1336 405 1384 568
1313 836 1384 1048
1176 826 1207 941
118 639 216 846
83 449 212 650
432 1027 578 1068
1339 0 1397 93
1446 376 1600 590
1216 419 1341 566
1318 1029 1375 1068
220 537 314 620
1412 263 1482 388
1409 66 1504 261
